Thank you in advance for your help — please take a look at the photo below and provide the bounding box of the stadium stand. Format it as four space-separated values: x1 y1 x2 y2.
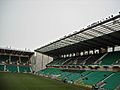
35 13 120 90
47 51 120 66
37 68 120 90
0 48 34 73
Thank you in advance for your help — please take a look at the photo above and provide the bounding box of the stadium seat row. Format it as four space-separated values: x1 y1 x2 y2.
37 68 120 90
0 64 31 73
47 51 120 66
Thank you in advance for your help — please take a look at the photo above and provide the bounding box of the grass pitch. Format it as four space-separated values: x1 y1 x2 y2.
0 72 81 90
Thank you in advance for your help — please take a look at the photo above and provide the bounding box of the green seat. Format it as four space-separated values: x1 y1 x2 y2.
0 64 4 71
38 68 62 76
47 58 66 66
100 51 120 65
81 71 112 85
102 72 120 90
19 66 31 73
59 72 71 80
6 65 18 72
66 73 81 81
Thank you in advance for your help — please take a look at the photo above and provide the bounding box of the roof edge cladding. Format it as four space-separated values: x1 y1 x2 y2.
0 47 34 56
35 13 120 55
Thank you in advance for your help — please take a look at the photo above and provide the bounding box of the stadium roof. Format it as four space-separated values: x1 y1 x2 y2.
35 13 120 56
0 47 34 56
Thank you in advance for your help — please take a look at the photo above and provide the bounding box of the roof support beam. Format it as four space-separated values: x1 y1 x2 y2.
80 31 112 47
101 25 116 32
101 25 120 41
69 34 107 48
90 28 117 45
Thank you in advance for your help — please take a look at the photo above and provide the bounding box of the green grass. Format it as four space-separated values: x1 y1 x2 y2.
0 72 81 90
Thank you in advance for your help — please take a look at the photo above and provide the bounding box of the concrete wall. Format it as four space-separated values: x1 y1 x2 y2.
30 55 36 71
35 52 53 72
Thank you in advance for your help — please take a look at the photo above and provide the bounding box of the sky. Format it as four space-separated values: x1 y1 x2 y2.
0 0 120 51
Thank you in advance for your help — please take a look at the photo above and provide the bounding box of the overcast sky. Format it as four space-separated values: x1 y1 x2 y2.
0 0 120 51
